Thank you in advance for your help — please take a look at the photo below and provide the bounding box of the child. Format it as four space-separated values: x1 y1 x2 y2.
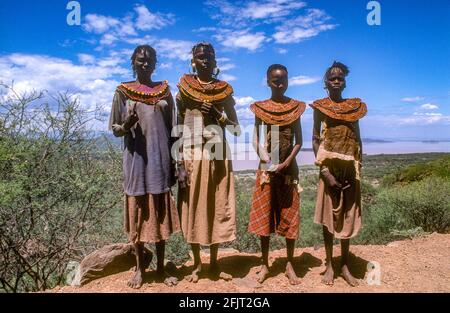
311 61 367 286
176 42 240 283
248 64 305 285
109 45 180 288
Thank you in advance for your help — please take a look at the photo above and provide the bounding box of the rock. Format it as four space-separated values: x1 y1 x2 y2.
73 243 152 286
233 277 262 290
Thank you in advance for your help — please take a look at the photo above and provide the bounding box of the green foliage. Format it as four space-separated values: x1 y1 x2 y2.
357 175 450 244
382 155 450 186
0 86 124 292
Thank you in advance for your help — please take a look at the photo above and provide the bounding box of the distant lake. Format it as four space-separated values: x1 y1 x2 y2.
231 141 450 171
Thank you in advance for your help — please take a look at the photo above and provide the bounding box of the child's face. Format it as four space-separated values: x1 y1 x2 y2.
134 49 156 78
192 46 216 78
325 67 346 93
268 68 288 96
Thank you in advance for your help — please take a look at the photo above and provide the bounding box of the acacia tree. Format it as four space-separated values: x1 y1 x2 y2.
0 84 123 292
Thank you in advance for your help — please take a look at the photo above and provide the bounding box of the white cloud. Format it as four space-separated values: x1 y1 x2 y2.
159 62 173 69
234 96 255 108
193 27 218 32
206 0 307 26
241 1 307 20
289 75 321 86
214 30 267 51
220 73 237 81
83 14 120 34
78 53 95 65
401 96 425 102
401 113 450 125
368 113 450 126
420 103 439 110
124 35 194 61
276 48 288 54
235 107 255 120
0 53 129 120
134 5 174 31
219 63 235 71
82 5 175 49
273 9 337 44
204 1 336 49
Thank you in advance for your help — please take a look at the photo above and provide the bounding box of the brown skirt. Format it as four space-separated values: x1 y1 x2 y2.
248 171 301 239
314 161 361 239
124 192 181 243
178 144 236 246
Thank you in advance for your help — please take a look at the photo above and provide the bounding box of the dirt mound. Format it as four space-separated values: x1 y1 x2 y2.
51 233 450 293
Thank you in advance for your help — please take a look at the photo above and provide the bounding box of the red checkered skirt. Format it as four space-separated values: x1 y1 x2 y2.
248 170 300 239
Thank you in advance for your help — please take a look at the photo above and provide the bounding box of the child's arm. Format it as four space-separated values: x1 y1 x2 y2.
252 117 271 164
222 97 241 136
312 108 342 190
312 109 321 157
275 118 302 173
355 121 363 161
109 90 138 137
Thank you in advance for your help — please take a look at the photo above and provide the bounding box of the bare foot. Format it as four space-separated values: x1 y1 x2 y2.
341 265 358 287
210 263 233 281
127 270 143 289
256 264 270 284
156 269 178 287
321 264 334 286
186 263 202 283
285 262 301 285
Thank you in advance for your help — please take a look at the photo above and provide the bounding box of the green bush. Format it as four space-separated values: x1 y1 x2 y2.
357 176 450 244
382 155 450 186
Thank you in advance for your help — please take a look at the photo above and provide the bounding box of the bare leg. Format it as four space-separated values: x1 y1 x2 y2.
155 240 178 287
340 239 358 286
128 242 144 289
322 226 334 286
256 236 270 283
210 244 232 281
285 238 300 285
186 243 202 283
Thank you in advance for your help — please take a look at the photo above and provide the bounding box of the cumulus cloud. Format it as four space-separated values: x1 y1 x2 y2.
214 29 267 51
234 96 256 108
289 75 321 86
420 103 439 110
82 4 175 50
220 73 237 82
401 96 425 102
134 4 175 30
0 53 129 121
273 9 337 44
204 1 336 49
123 35 194 61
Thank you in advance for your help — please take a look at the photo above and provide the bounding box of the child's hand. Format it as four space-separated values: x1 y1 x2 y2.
176 163 189 189
123 110 139 131
275 160 290 173
322 170 342 190
200 102 221 119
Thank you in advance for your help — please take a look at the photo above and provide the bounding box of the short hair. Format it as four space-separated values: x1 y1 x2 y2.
325 61 350 80
266 64 288 78
192 42 215 57
131 45 157 77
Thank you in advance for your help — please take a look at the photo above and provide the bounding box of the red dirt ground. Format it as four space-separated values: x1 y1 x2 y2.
51 233 450 293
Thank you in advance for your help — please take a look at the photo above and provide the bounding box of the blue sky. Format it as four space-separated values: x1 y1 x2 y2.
1 0 449 140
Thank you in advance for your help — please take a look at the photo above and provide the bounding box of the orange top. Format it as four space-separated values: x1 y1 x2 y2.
177 74 233 104
250 98 306 126
116 80 170 105
310 97 367 122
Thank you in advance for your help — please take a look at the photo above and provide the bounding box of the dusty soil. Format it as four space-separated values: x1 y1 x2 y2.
51 233 450 293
